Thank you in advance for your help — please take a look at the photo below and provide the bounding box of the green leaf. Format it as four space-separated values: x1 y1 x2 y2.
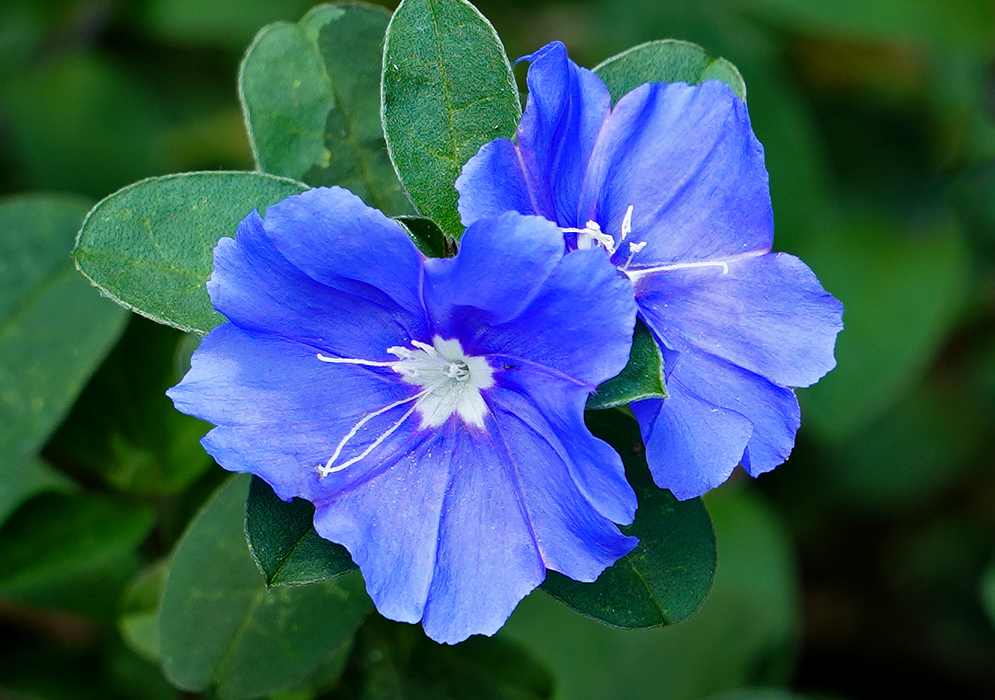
119 560 170 663
504 487 799 700
240 3 412 215
382 0 521 238
344 616 554 700
160 474 372 700
797 215 969 441
593 39 747 103
0 456 73 529
396 216 451 258
45 316 213 496
0 492 155 617
540 409 715 628
586 320 666 411
74 171 307 335
245 476 357 587
0 195 127 523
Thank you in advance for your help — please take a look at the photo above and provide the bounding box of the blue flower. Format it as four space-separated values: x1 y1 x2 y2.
456 41 844 500
167 186 639 644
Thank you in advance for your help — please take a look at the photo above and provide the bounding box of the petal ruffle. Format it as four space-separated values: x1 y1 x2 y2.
423 213 565 329
210 210 428 360
475 248 637 386
259 187 426 318
167 324 425 503
456 138 538 225
517 41 612 227
494 368 637 525
635 251 843 388
632 349 801 499
490 387 638 579
581 80 774 266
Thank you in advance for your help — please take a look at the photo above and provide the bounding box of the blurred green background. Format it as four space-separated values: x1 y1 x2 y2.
1 0 995 698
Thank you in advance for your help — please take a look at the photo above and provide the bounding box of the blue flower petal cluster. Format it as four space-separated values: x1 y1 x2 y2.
168 187 639 644
457 41 844 499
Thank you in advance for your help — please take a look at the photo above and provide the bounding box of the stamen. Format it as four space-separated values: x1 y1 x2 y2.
312 336 495 475
318 400 423 476
621 205 634 240
316 353 397 367
316 385 432 476
625 258 734 283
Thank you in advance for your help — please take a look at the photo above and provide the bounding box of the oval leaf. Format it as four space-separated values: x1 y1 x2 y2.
396 215 451 257
245 476 357 587
160 474 371 700
74 171 307 334
382 0 521 238
593 39 747 104
540 409 716 628
0 195 126 524
240 3 411 215
586 319 667 411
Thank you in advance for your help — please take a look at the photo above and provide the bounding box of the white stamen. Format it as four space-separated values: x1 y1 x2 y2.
621 205 634 240
561 220 618 255
316 354 397 367
625 258 744 284
313 336 495 477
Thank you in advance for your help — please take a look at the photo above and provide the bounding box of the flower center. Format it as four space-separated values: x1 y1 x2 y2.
560 205 738 282
561 205 643 262
314 337 494 476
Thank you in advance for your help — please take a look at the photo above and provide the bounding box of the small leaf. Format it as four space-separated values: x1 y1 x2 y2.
160 474 371 700
245 476 356 587
586 319 666 411
343 615 554 700
0 194 126 523
74 171 307 334
396 216 451 258
593 39 747 103
382 0 521 238
119 560 170 663
240 3 411 215
540 409 716 628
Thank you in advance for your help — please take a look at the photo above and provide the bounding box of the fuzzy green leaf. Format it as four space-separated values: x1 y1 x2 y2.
240 3 411 215
382 0 520 238
74 171 307 334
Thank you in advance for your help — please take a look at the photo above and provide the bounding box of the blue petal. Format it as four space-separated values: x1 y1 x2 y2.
259 187 425 318
420 427 546 644
423 213 566 329
167 324 425 503
580 80 773 266
312 398 635 645
635 252 843 388
456 138 538 225
460 41 610 228
631 381 752 501
633 350 800 499
210 210 428 360
474 248 637 387
489 389 638 579
495 368 637 525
